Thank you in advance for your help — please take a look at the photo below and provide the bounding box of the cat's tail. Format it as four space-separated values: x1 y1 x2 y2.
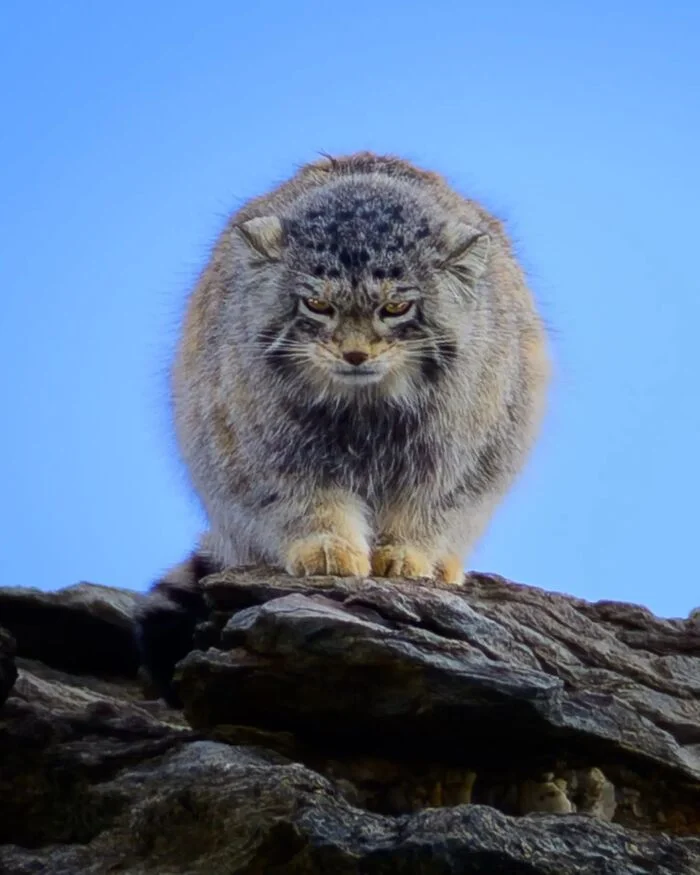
134 549 221 707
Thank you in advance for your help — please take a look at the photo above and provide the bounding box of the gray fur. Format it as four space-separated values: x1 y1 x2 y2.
167 152 550 583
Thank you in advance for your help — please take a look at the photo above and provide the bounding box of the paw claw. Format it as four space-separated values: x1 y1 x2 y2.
371 546 433 579
285 535 370 577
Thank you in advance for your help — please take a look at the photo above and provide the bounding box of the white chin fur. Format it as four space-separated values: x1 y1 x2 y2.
331 369 387 386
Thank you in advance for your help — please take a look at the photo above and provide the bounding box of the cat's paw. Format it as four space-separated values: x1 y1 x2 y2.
371 545 433 579
435 554 464 585
285 534 371 577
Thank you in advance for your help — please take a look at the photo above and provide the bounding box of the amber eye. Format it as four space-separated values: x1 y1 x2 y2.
302 297 334 316
379 300 413 318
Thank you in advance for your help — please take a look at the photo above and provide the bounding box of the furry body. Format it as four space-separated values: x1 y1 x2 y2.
136 152 549 702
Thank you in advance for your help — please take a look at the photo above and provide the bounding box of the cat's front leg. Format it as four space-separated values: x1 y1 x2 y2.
276 487 372 577
372 500 439 580
372 496 489 585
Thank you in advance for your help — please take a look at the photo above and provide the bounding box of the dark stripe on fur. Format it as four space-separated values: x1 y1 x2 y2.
420 340 458 383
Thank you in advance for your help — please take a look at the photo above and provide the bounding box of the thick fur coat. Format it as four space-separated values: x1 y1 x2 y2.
136 152 550 703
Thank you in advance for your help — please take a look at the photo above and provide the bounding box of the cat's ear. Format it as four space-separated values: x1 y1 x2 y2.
441 222 490 284
236 216 284 260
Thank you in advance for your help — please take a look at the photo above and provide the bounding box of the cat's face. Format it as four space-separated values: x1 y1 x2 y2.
233 178 490 402
263 275 453 399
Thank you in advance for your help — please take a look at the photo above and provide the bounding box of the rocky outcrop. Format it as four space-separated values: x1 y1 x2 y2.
1 571 699 874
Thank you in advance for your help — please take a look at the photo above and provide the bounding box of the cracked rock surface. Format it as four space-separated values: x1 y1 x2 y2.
1 571 699 873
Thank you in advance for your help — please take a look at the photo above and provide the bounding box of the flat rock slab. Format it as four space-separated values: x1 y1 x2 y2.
178 571 700 783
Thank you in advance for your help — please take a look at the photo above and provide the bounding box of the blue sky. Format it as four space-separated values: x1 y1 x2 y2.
1 1 698 617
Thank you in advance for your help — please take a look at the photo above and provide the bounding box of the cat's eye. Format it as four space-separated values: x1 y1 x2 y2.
302 297 334 316
379 300 414 318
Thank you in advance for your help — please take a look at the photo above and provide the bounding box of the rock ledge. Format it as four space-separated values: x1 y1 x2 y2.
1 570 699 874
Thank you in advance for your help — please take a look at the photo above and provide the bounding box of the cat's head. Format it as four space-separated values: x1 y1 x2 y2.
231 176 490 402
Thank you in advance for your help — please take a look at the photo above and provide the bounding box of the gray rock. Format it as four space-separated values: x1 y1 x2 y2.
180 572 700 784
0 625 17 705
0 581 143 676
1 740 698 874
1 570 699 873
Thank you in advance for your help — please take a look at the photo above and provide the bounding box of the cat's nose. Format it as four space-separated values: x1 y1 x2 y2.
343 350 369 367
